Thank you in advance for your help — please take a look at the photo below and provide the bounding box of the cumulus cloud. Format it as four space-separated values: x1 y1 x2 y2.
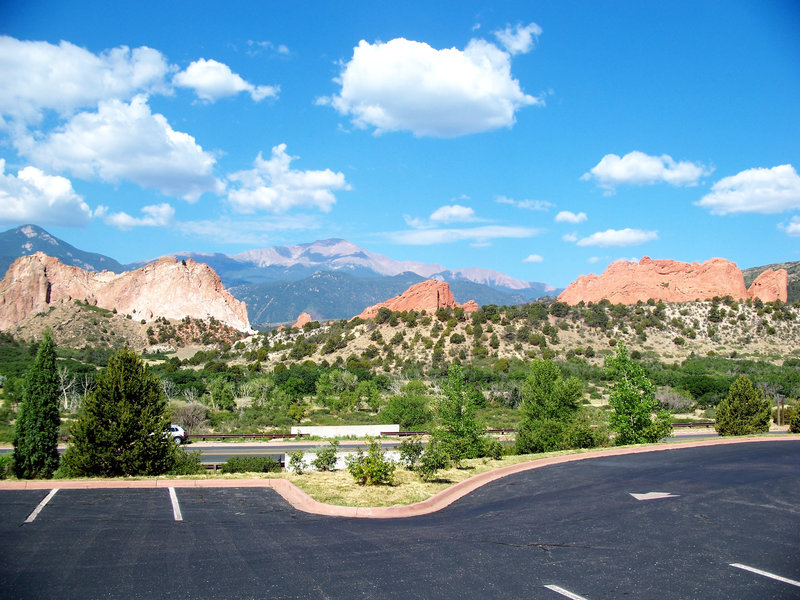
100 202 175 230
319 36 541 137
576 228 658 247
430 204 476 223
387 225 541 245
0 36 169 124
781 216 800 236
562 232 578 242
16 95 222 201
555 210 587 223
173 58 279 102
523 254 543 263
582 151 711 192
493 22 542 55
0 159 92 226
227 144 350 213
496 195 553 210
696 164 800 215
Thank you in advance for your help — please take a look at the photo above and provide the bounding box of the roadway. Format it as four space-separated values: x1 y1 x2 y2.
1 440 798 599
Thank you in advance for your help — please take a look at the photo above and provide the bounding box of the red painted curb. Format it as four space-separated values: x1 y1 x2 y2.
1 436 796 518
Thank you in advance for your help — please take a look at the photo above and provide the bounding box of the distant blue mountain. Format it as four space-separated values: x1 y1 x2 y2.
0 224 125 276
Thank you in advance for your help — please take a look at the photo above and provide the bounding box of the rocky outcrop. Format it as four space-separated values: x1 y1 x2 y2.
292 312 313 329
558 257 788 305
747 269 788 303
0 253 251 331
357 280 478 320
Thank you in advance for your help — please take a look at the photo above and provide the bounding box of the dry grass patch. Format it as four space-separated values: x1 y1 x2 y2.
283 449 603 507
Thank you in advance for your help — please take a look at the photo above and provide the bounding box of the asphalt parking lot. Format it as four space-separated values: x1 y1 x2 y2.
2 441 798 599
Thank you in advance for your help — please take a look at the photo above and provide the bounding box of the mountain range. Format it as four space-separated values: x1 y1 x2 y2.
0 225 560 327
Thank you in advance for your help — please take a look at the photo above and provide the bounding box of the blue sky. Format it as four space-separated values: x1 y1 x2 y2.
1 0 798 288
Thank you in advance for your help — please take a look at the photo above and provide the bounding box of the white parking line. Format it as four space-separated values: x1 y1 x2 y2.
544 584 590 599
169 487 183 521
24 488 58 523
730 563 800 588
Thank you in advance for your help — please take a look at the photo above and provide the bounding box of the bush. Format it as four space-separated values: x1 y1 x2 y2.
346 436 395 485
288 450 306 474
312 440 340 471
381 391 432 429
789 409 800 434
715 376 771 436
398 436 424 469
0 453 12 479
221 455 282 474
416 440 450 481
169 450 206 475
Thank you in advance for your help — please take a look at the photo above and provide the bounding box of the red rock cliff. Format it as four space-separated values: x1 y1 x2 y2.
557 257 787 305
357 280 478 320
0 253 251 331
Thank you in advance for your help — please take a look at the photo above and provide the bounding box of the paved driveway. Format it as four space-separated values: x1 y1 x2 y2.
2 441 798 599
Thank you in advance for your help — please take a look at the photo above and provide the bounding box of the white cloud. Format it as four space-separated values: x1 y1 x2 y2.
696 164 800 215
562 232 578 242
0 159 92 226
319 37 541 137
781 216 800 236
387 225 541 245
102 202 174 230
178 214 321 245
582 151 711 191
587 256 601 264
227 144 350 213
430 204 477 223
0 36 170 124
493 22 542 55
496 196 553 210
16 95 221 201
523 254 543 263
576 228 658 247
173 58 279 102
555 210 587 223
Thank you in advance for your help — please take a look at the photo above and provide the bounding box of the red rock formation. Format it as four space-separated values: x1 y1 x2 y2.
0 253 251 331
357 280 478 320
558 257 788 305
747 269 788 303
292 312 312 329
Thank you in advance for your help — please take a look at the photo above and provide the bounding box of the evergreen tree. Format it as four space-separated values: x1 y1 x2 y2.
12 330 61 479
430 364 486 465
606 344 672 445
62 349 176 477
715 376 771 435
515 359 584 454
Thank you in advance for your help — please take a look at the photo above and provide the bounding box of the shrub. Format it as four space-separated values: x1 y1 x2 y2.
715 376 771 436
398 436 424 469
0 454 12 479
416 440 450 481
312 440 340 471
346 436 395 485
789 409 800 434
221 455 282 474
288 450 306 474
381 390 432 429
169 450 206 475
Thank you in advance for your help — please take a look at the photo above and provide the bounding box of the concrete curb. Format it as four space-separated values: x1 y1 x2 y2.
1 436 796 518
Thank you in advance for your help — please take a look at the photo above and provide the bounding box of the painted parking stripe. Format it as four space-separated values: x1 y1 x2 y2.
168 487 183 521
24 488 58 523
730 563 800 588
544 584 590 599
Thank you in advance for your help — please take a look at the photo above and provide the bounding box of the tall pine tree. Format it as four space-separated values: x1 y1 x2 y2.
13 330 61 479
62 348 176 477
